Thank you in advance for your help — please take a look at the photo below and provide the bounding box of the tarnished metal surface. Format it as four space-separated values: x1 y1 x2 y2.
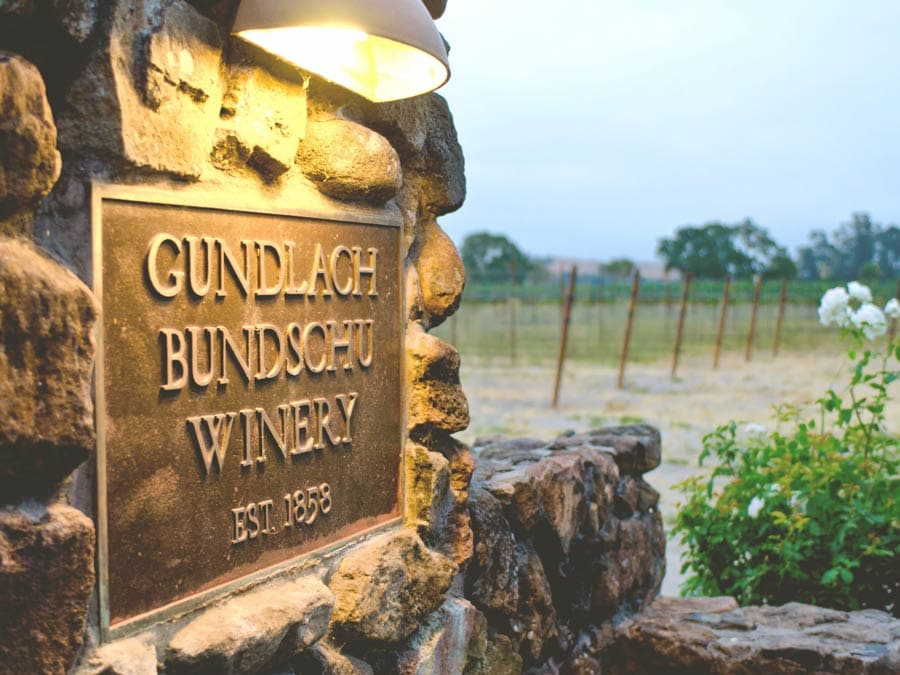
93 186 403 631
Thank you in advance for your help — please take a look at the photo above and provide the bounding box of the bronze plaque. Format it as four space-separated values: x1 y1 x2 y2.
92 186 403 635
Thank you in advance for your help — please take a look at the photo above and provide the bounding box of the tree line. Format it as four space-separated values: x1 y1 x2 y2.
461 212 899 283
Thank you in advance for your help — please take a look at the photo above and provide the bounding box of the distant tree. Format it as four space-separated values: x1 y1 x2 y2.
602 258 636 279
657 219 792 279
460 231 535 283
797 213 899 280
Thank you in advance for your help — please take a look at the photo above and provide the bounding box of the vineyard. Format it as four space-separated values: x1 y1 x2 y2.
434 276 899 369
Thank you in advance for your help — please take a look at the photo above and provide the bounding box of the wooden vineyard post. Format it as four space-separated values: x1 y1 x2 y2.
509 259 517 364
617 269 640 389
671 274 693 379
772 279 789 357
553 265 578 408
745 275 763 362
713 274 731 369
889 279 900 344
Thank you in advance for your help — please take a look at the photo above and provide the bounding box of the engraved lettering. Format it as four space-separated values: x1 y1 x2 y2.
146 233 183 298
187 412 237 475
255 241 285 298
185 236 214 297
219 326 253 385
285 322 304 377
336 392 359 443
302 322 327 373
326 320 354 372
255 324 284 381
231 506 247 543
160 328 189 391
314 397 341 449
283 241 309 296
291 399 313 455
258 405 290 462
217 239 252 298
352 246 378 297
330 245 354 296
186 326 216 387
355 319 374 368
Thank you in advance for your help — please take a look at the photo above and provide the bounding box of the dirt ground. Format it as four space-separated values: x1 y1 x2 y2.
457 350 900 595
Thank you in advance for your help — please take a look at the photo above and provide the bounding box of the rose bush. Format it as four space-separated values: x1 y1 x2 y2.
675 282 899 614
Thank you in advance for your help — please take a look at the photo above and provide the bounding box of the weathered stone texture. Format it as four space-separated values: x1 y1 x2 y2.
550 424 662 474
328 530 457 644
52 0 98 42
395 598 486 675
292 642 374 675
609 597 900 674
166 576 333 674
74 635 158 675
413 216 465 328
0 52 61 234
406 323 469 439
347 93 465 216
297 117 402 204
466 488 518 616
213 58 307 181
0 238 96 499
422 0 448 20
0 502 95 675
60 0 224 178
465 430 666 668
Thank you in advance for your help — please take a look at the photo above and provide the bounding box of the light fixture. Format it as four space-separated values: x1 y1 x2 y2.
232 0 450 103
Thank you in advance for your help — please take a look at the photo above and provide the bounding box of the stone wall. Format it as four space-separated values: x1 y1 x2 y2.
0 1 666 673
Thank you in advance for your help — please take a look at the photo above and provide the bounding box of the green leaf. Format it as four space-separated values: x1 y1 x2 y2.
822 569 838 585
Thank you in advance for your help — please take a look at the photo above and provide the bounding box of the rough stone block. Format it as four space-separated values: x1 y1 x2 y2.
213 58 307 181
165 576 333 674
296 117 402 204
592 511 665 617
346 94 465 216
405 440 451 537
396 598 486 674
0 52 61 233
477 446 619 557
74 635 158 675
0 502 95 674
551 425 662 474
513 541 560 663
328 530 457 644
468 633 523 675
413 217 465 328
610 597 900 674
52 0 98 42
60 0 223 178
466 487 519 616
405 324 469 439
0 238 97 500
291 643 373 675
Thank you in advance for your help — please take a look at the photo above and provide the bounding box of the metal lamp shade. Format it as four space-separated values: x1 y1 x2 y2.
233 0 450 102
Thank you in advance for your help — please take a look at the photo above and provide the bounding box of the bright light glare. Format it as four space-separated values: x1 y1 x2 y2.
238 26 449 102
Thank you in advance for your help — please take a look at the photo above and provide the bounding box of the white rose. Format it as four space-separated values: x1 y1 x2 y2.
885 298 900 320
850 303 887 340
748 496 765 518
847 281 873 304
818 287 850 327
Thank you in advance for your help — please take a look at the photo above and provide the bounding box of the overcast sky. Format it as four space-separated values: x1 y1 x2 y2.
433 1 900 261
